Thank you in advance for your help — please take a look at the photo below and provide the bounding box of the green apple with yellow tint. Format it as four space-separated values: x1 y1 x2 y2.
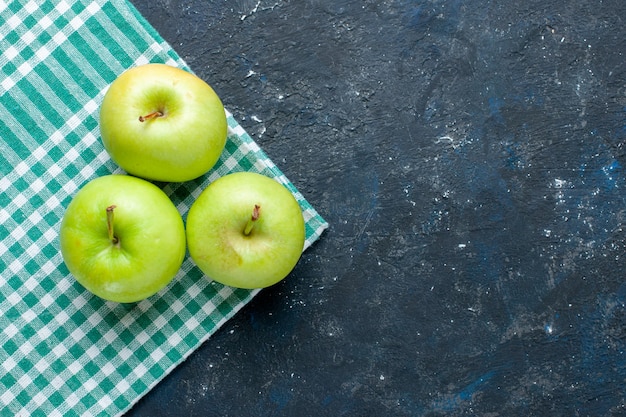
59 175 186 303
99 63 227 182
186 172 305 289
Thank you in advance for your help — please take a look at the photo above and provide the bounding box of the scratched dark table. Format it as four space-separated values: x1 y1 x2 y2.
126 1 626 416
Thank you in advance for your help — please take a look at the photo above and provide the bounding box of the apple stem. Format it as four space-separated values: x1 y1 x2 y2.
138 110 163 122
243 204 261 236
106 205 119 245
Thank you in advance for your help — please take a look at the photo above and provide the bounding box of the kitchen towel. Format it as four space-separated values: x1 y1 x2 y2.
0 1 328 416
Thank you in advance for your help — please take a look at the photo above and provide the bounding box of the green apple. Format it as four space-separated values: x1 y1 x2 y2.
186 172 305 289
59 175 186 303
99 63 227 182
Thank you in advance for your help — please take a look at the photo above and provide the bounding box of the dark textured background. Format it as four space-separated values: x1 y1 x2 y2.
126 1 626 416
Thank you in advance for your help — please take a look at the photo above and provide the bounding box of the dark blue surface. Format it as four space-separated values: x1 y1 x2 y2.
128 0 626 415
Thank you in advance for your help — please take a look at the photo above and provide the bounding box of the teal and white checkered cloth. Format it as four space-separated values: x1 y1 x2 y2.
0 1 328 415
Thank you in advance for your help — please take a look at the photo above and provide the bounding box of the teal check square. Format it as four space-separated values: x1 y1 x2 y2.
0 1 328 416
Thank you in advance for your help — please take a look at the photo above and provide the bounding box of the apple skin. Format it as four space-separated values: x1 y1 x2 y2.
186 172 305 289
59 175 186 303
99 63 227 182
